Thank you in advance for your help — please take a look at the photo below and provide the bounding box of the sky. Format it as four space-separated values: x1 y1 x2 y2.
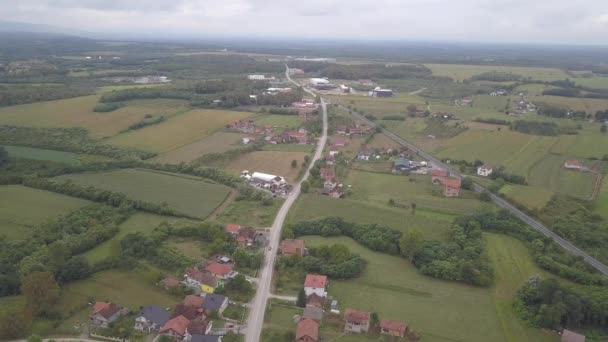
0 0 607 45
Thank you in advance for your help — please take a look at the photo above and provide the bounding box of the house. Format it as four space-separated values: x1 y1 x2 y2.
393 158 412 172
303 307 324 323
370 87 393 97
134 305 171 333
280 239 305 256
188 318 213 336
431 169 449 183
191 335 221 342
477 164 493 177
173 304 203 321
564 160 583 170
225 224 241 235
380 320 408 337
561 329 585 342
296 318 320 342
323 179 337 191
333 137 347 147
344 308 370 333
205 261 234 280
237 226 257 248
184 267 221 293
284 131 308 144
202 294 228 312
160 315 191 340
90 302 127 328
443 178 462 197
357 147 372 161
304 274 328 297
336 126 348 135
161 277 180 290
326 154 336 165
306 293 325 308
184 295 204 308
319 168 336 181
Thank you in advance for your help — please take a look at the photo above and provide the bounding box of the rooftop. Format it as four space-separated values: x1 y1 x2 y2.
296 318 320 341
304 274 328 288
205 261 233 276
344 308 370 324
160 315 190 336
380 320 408 334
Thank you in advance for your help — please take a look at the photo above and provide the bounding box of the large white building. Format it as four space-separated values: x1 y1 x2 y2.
477 165 493 177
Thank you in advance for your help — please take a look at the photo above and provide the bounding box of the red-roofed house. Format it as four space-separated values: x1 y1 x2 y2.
160 315 191 340
564 160 583 170
333 137 347 147
173 304 203 321
296 318 320 342
431 169 449 183
184 267 221 293
225 224 241 235
380 320 408 337
306 293 325 308
443 178 461 197
280 239 305 256
183 295 204 308
284 131 309 144
319 168 336 181
344 308 370 333
205 261 234 280
304 274 328 297
90 302 127 328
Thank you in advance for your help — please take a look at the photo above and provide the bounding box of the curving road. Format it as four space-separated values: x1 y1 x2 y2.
343 105 608 275
243 67 328 342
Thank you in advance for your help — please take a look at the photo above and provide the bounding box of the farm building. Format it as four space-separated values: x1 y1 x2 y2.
477 164 493 177
431 169 449 183
380 320 408 337
564 160 584 170
296 318 320 342
304 274 328 297
248 172 287 190
309 78 329 86
370 87 393 97
248 74 275 81
306 293 326 308
393 157 414 173
344 308 371 333
280 239 306 256
303 307 324 323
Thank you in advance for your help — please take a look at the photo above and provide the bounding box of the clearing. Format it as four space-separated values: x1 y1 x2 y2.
225 150 309 182
152 131 246 164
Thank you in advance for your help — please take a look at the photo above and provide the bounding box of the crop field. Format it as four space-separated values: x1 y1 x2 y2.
575 76 608 90
2 144 80 163
225 150 309 182
472 95 509 112
54 168 232 219
262 144 313 152
288 194 455 241
533 95 608 114
528 155 596 198
345 170 482 215
254 114 302 128
0 95 191 139
302 236 523 342
550 129 608 158
95 83 166 94
499 184 554 211
330 94 426 118
152 131 246 164
514 83 558 95
108 109 251 152
216 199 283 228
425 64 570 82
0 185 90 240
84 213 197 262
366 133 400 150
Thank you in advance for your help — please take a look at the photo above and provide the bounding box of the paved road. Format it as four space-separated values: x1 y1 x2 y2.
244 67 328 342
342 104 608 275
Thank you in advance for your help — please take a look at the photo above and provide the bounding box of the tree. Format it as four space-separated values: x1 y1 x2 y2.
296 288 306 307
480 190 492 202
20 271 60 316
406 104 418 113
0 147 8 166
370 312 380 331
0 308 32 339
301 181 310 193
57 256 90 282
601 124 607 133
410 202 417 216
291 160 298 168
461 177 474 190
399 230 423 261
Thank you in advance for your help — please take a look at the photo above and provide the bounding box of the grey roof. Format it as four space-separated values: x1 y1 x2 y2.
190 335 221 342
394 158 411 167
139 305 170 325
203 294 227 309
303 307 324 321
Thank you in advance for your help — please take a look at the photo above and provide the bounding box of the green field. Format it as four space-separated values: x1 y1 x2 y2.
473 95 510 112
152 131 246 164
84 212 198 262
550 129 608 159
262 302 302 342
108 109 252 152
595 178 608 219
302 235 558 342
54 168 232 219
499 184 554 211
216 199 283 228
2 145 80 163
528 155 596 199
95 83 166 94
0 95 191 139
254 114 302 128
574 76 608 90
533 95 608 114
425 64 570 82
225 150 309 182
0 185 90 240
514 83 558 95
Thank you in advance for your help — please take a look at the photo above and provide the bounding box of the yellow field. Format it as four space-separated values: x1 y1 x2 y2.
225 150 309 182
0 95 190 138
107 109 252 152
152 131 246 164
425 64 570 82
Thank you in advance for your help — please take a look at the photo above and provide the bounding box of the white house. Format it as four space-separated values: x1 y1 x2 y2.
477 165 493 177
304 274 328 297
564 160 583 170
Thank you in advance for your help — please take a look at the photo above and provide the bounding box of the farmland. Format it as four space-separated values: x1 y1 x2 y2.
425 64 570 82
595 179 608 219
527 155 596 198
225 150 309 182
2 145 80 163
216 199 283 228
0 185 90 240
574 76 608 90
54 168 232 219
329 95 425 118
533 95 608 114
254 114 302 128
152 131 246 164
499 184 554 211
0 96 191 139
107 109 252 152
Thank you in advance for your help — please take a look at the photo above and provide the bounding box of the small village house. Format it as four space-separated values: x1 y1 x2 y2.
431 169 449 183
187 318 213 336
184 295 204 308
173 304 203 321
564 160 583 170
306 293 325 308
380 320 408 338
134 305 170 333
202 293 228 313
236 226 257 248
280 239 305 256
296 318 320 342
224 224 241 236
442 178 462 197
344 308 371 333
304 274 328 297
184 267 221 293
476 164 493 177
561 329 586 342
205 261 235 280
326 153 336 165
159 315 191 340
319 168 336 181
161 277 180 290
333 137 347 147
90 302 127 328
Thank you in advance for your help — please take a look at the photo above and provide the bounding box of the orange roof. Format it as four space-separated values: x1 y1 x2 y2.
344 308 370 324
160 315 190 336
205 261 233 276
565 160 581 166
443 178 461 189
91 301 121 319
225 224 241 233
296 318 319 341
280 239 305 254
380 320 407 334
432 169 449 177
304 274 328 289
183 295 204 307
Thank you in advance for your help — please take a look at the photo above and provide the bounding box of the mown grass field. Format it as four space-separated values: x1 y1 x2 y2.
2 145 80 163
0 95 190 139
550 129 608 158
254 114 302 128
302 235 557 342
574 76 608 90
345 170 482 215
528 155 596 199
366 133 400 150
108 109 251 152
425 64 570 82
225 150 309 182
152 131 246 164
95 83 166 94
84 212 198 262
514 83 558 95
0 185 90 240
330 94 426 118
533 95 608 114
473 94 510 112
262 302 302 342
54 168 232 219
216 199 283 228
499 184 554 211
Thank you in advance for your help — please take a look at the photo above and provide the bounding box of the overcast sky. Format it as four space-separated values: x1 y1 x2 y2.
1 0 607 44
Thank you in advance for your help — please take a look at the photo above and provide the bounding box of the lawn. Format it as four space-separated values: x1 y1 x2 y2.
215 199 283 228
0 95 191 139
54 168 232 219
345 170 483 215
225 150 309 182
84 212 198 262
261 301 302 342
425 64 570 82
528 155 596 199
0 185 90 240
108 109 252 153
301 236 534 342
254 114 302 128
499 184 554 211
152 131 246 164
